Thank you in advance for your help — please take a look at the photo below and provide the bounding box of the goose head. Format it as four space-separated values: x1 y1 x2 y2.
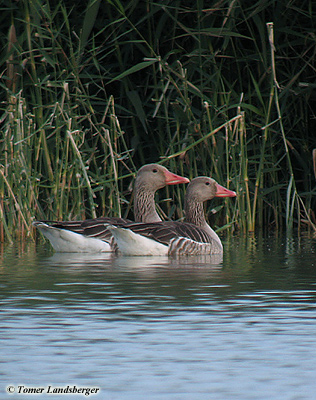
135 164 190 190
185 177 236 203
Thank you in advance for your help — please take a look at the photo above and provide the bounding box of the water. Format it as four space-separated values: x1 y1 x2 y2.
1 234 316 400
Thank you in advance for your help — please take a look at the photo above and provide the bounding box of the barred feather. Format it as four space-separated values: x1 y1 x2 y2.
38 217 131 243
108 177 235 256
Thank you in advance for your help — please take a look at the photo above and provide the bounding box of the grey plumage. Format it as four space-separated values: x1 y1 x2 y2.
33 164 189 250
108 177 236 256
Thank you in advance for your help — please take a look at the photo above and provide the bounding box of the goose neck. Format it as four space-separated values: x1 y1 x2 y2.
134 184 161 223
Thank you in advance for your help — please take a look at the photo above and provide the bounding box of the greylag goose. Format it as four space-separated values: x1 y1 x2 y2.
33 164 189 252
107 177 236 256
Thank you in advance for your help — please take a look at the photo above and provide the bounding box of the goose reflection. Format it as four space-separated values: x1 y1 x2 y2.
112 254 223 270
40 251 223 271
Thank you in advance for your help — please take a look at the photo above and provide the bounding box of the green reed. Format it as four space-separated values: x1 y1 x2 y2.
1 0 316 241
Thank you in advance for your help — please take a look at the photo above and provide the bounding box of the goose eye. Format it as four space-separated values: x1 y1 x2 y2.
152 169 158 173
205 182 210 185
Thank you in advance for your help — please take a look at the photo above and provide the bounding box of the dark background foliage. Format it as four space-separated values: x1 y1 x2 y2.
1 0 316 240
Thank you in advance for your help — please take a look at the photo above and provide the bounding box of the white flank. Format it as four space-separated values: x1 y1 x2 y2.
33 222 111 253
107 226 168 256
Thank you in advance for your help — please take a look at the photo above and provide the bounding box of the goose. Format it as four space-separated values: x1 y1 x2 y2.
33 164 189 252
107 177 236 256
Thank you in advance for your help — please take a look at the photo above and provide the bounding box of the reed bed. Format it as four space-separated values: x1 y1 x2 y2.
1 0 316 242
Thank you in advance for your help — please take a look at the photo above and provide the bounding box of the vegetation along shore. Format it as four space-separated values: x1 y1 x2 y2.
1 0 316 242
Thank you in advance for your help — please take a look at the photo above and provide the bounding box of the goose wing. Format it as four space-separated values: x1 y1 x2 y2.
36 217 132 241
81 217 131 241
115 221 212 245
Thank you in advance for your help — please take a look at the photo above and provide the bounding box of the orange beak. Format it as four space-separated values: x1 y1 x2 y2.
164 170 190 185
215 183 236 197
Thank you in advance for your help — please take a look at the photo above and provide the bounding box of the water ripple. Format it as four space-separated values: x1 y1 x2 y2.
1 236 316 399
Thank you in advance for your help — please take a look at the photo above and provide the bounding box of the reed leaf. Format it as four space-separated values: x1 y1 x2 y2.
1 0 316 240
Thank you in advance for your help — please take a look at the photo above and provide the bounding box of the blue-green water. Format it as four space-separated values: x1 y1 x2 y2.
1 234 316 399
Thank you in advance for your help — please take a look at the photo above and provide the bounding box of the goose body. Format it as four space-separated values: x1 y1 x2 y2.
108 177 236 256
32 216 130 252
108 221 222 256
33 164 189 252
33 222 113 252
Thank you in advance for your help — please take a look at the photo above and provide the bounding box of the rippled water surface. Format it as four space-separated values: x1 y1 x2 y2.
1 234 316 399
